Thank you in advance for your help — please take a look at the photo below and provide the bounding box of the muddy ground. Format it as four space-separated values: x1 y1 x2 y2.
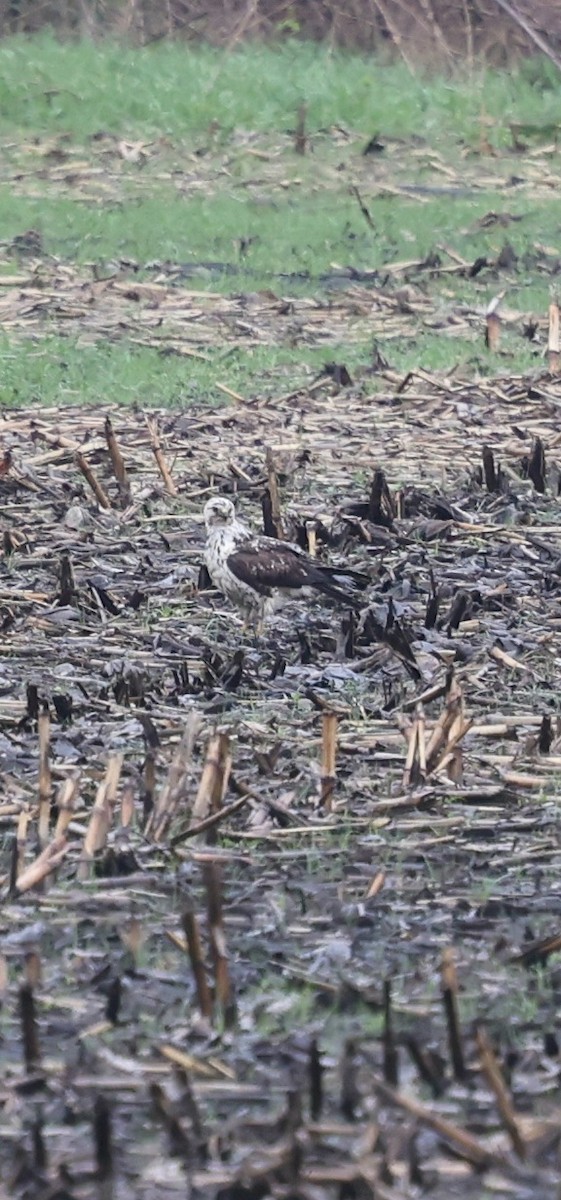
2 362 561 1197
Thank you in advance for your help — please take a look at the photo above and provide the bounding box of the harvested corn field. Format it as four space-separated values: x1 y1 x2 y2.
4 370 561 1197
2 37 561 1200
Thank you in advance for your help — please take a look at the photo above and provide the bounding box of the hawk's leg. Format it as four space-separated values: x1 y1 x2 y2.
239 598 269 644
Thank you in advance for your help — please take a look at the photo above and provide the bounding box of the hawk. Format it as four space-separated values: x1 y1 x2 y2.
203 496 369 628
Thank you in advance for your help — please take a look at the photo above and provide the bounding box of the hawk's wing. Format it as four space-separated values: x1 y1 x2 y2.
226 537 312 596
226 534 369 606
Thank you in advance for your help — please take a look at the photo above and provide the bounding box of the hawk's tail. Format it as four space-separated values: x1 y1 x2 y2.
323 566 369 591
314 566 369 608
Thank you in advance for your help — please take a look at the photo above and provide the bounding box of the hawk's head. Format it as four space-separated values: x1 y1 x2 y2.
204 496 236 531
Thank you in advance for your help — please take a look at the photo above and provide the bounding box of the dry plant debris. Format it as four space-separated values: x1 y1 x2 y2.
2 359 561 1196
3 78 561 1198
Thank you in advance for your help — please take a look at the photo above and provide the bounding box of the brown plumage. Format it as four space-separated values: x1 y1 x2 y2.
203 497 368 627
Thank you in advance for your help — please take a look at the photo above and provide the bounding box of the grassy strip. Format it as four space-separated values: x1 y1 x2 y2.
0 337 369 409
0 328 542 411
0 35 559 144
1 181 560 294
0 38 557 404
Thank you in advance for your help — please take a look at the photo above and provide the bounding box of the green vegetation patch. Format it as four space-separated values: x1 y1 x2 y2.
1 36 560 145
0 37 558 406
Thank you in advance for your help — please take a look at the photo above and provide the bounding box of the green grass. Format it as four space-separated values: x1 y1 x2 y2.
0 318 544 411
0 36 560 145
2 178 560 295
0 36 558 406
0 337 340 408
